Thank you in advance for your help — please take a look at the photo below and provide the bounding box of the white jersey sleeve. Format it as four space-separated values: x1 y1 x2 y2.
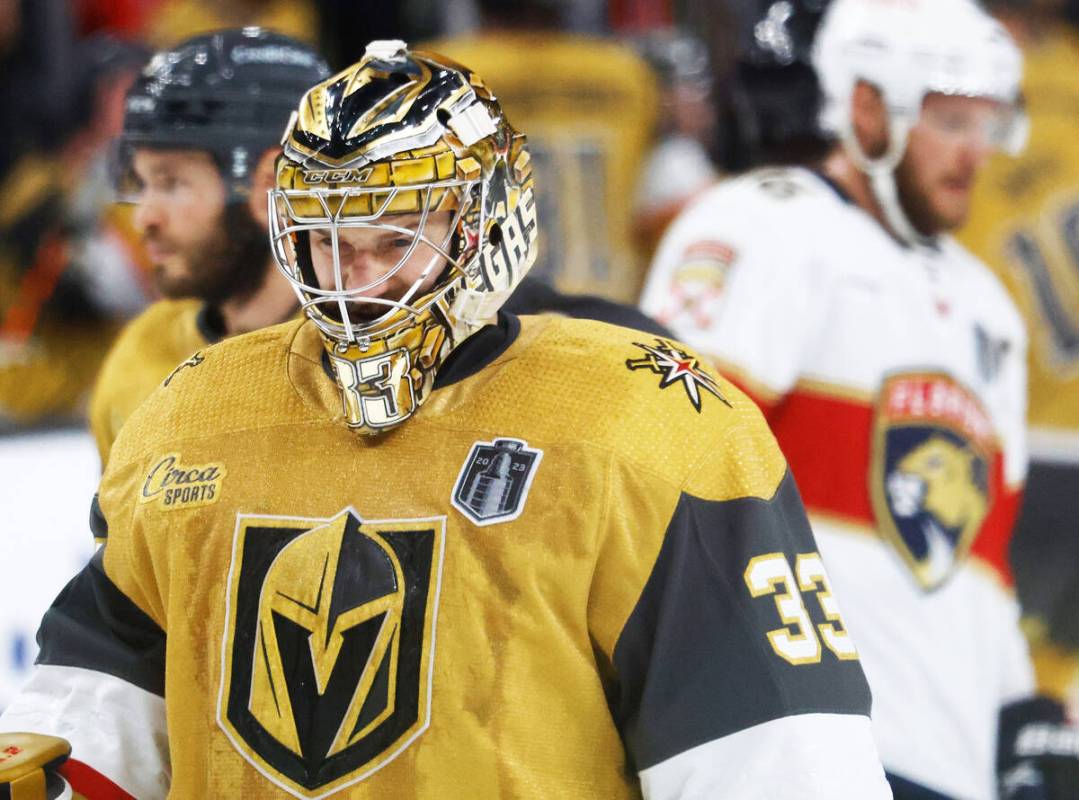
0 546 170 798
640 714 891 800
640 170 831 403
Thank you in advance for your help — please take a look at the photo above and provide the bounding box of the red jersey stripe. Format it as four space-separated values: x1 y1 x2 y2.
58 758 135 800
730 378 1018 587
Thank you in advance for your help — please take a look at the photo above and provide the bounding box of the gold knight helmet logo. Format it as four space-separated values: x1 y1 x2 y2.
218 509 446 798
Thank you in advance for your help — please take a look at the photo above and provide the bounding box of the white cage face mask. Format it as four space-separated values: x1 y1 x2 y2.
269 180 478 343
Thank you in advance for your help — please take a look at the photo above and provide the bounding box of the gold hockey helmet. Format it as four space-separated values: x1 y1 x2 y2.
271 40 537 433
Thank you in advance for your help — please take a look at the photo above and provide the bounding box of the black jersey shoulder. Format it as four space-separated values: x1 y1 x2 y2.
504 276 671 337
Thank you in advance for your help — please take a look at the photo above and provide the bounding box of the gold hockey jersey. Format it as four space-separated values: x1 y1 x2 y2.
1 315 890 798
88 299 210 467
429 34 658 303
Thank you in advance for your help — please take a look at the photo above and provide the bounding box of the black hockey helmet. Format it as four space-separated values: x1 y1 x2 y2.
719 0 833 170
114 27 330 202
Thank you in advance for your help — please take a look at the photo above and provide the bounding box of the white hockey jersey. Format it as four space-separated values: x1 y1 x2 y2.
642 166 1034 800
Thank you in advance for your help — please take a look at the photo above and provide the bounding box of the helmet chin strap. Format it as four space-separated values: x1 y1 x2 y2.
839 110 935 248
869 167 933 248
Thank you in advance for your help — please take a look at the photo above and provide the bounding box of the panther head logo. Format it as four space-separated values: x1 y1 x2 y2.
887 436 988 528
885 435 989 587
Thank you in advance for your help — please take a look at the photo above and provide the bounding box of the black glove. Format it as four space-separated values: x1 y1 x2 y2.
998 696 1079 800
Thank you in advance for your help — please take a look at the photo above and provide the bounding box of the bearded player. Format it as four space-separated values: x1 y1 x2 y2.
88 28 331 466
0 42 890 799
642 1 1079 797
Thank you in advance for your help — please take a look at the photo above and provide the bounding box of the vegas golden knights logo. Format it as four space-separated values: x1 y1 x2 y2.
218 509 446 798
626 339 730 412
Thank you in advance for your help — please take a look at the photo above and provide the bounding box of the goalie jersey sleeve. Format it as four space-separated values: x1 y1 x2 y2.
0 544 168 798
589 395 889 798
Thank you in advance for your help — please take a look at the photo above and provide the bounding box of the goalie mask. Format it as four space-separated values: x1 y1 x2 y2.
271 41 537 433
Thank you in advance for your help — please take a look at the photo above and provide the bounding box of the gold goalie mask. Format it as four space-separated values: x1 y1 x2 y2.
271 40 538 433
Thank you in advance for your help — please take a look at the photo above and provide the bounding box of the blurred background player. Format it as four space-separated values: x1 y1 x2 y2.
429 0 660 303
643 0 1079 797
960 0 1079 715
89 29 330 466
630 27 720 261
0 18 149 426
0 41 891 799
714 0 831 172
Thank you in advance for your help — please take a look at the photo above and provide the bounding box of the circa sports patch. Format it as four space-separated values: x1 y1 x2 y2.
139 453 225 511
626 339 731 412
451 438 543 526
218 508 446 799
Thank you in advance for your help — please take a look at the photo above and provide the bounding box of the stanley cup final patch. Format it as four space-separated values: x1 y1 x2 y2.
451 438 543 526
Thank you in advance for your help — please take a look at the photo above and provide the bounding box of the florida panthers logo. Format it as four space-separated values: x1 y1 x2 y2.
872 373 996 591
218 509 445 799
659 241 736 329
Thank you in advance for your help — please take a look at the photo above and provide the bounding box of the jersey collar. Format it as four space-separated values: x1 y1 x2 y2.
315 311 521 391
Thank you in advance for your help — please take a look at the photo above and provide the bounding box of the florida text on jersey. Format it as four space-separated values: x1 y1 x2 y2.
642 166 1033 799
0 314 890 798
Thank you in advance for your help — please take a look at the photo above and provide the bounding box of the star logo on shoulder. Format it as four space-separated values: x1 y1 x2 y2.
626 339 731 412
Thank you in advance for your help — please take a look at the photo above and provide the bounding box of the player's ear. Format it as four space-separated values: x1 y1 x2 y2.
850 80 889 159
247 147 281 231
